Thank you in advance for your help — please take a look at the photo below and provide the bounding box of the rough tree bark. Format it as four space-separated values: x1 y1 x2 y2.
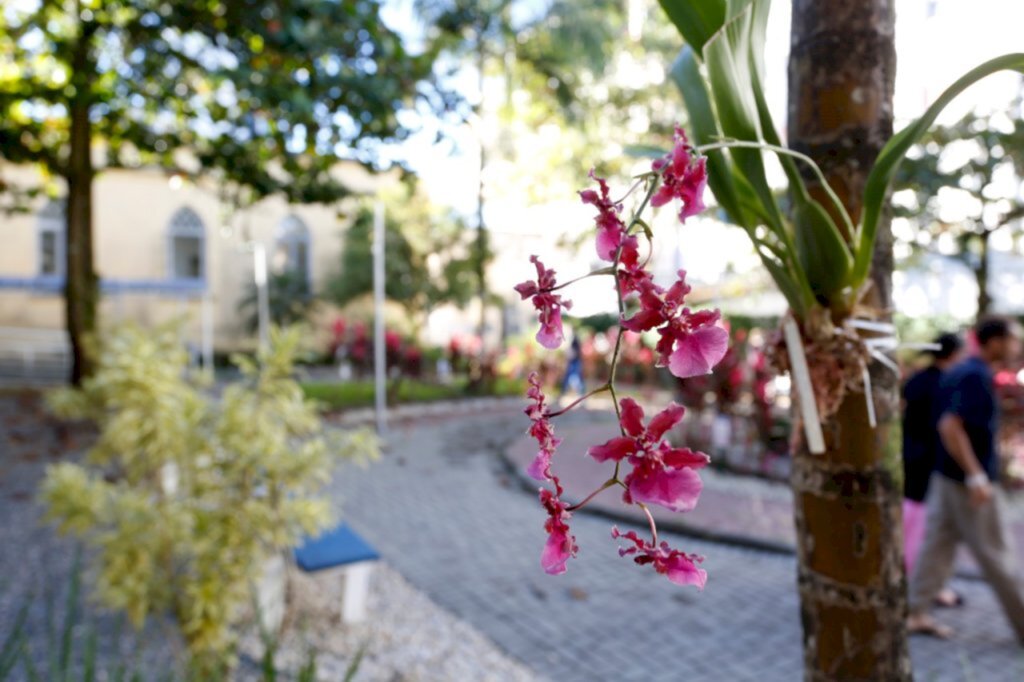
788 1 910 680
65 16 99 386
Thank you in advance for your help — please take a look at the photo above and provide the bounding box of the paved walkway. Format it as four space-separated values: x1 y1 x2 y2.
0 392 537 681
330 406 1024 681
506 407 1024 576
507 407 795 553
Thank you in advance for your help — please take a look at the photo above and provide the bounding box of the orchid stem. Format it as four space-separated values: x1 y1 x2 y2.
567 477 619 512
695 139 856 243
607 175 661 436
548 266 615 292
547 384 610 418
612 176 646 204
638 502 658 546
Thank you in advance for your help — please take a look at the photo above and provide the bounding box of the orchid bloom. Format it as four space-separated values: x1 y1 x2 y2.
651 126 708 223
524 372 560 482
622 272 729 379
612 527 707 589
526 373 578 574
515 256 571 350
588 398 709 513
580 171 638 263
521 123 722 588
540 483 578 575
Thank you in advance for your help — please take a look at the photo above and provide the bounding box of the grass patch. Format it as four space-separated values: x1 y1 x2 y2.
301 376 525 411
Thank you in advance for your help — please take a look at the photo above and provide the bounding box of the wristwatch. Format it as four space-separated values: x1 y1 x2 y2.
965 472 990 489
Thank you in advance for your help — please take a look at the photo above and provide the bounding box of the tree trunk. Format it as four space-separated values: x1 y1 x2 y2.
475 32 489 352
788 1 910 680
66 17 99 385
977 229 991 317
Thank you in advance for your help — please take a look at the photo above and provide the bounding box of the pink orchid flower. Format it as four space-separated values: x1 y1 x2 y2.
515 256 571 350
588 398 709 513
622 272 728 379
612 527 707 589
524 372 561 482
651 126 708 223
580 171 635 262
540 486 578 575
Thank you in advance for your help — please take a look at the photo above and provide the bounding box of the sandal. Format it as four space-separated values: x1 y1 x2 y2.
908 614 955 640
934 588 965 608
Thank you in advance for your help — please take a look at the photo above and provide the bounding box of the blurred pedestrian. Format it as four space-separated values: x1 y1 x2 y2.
909 318 1024 641
902 333 964 608
560 333 585 398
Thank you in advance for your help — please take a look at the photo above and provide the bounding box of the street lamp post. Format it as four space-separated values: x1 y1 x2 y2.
373 200 387 436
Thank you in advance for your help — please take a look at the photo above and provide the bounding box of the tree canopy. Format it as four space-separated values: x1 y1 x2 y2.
893 100 1024 314
0 0 445 202
325 184 481 317
0 0 451 382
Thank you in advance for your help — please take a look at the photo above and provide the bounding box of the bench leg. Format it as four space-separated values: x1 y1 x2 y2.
257 554 286 634
341 561 374 624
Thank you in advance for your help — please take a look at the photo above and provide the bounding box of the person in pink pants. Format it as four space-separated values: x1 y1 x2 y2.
902 333 964 604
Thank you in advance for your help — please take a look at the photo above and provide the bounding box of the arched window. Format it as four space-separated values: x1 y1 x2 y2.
37 200 65 278
274 214 311 285
168 207 205 281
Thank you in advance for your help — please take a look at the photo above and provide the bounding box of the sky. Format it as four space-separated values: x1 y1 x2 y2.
376 0 1024 320
385 0 1024 220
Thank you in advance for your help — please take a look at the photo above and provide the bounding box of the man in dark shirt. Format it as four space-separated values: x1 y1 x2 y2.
903 333 964 503
902 334 963 590
909 318 1024 641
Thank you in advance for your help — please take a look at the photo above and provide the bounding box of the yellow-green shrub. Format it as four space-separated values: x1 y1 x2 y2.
41 324 376 663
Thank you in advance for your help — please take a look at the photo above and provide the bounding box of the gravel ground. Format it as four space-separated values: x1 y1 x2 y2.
237 563 538 682
0 390 540 682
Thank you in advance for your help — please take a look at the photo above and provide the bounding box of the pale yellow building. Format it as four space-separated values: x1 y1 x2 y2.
0 162 379 371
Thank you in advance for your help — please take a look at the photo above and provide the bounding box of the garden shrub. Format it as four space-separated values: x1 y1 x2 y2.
40 324 376 669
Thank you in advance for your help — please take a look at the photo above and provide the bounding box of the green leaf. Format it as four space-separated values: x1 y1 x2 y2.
657 0 726 55
0 601 29 679
670 47 746 226
794 198 853 302
744 0 803 194
853 52 1024 287
702 2 785 235
760 254 807 318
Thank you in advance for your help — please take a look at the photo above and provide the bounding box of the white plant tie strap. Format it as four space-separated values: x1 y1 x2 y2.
783 317 826 455
847 319 940 429
785 316 941 452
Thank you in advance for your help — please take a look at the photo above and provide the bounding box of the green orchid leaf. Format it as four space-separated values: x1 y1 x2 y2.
657 0 727 55
760 252 808 317
794 197 853 303
853 52 1024 287
670 47 747 227
702 2 785 235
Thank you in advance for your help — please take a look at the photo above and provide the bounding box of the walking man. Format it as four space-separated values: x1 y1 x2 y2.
908 317 1024 640
902 333 964 606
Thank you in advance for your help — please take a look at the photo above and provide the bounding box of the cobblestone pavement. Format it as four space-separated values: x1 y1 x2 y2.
507 407 1024 577
330 407 1024 682
506 406 795 553
0 392 538 681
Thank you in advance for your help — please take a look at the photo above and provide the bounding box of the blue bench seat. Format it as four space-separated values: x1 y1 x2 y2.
294 523 380 572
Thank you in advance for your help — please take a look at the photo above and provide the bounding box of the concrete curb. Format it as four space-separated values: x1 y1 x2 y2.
496 439 795 556
498 440 993 582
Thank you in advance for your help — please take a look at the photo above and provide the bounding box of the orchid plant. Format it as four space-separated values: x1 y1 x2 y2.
516 127 727 587
660 0 1024 325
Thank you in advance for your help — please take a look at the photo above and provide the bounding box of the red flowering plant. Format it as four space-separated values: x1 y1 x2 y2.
517 126 727 588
